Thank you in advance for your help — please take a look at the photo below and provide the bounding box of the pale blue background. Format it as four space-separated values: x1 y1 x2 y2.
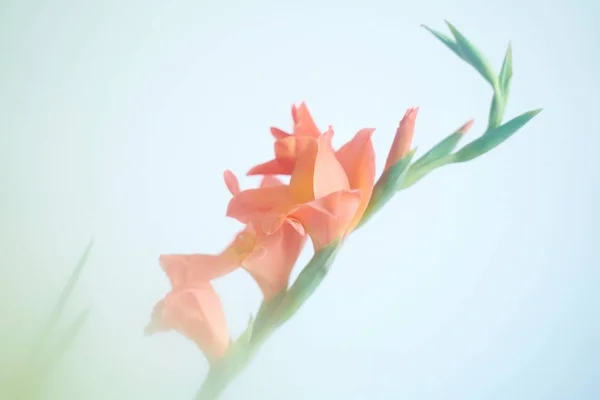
1 0 598 399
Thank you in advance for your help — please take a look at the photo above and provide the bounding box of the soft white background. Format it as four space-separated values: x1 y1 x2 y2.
1 0 598 399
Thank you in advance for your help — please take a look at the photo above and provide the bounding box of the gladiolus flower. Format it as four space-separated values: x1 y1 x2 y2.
227 121 375 249
385 107 419 171
241 103 376 238
158 171 307 300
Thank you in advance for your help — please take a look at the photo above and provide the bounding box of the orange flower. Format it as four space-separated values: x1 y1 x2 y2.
385 107 419 170
239 103 376 239
227 118 375 249
158 171 307 300
145 278 230 363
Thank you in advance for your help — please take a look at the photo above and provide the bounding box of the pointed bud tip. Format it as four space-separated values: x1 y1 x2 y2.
459 119 475 134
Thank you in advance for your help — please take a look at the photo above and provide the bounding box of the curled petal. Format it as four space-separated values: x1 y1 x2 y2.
293 102 321 137
270 127 291 139
335 128 376 230
226 185 294 224
160 253 239 285
223 170 241 196
159 229 258 284
145 283 230 363
289 134 349 203
291 190 362 250
247 158 295 176
243 222 307 299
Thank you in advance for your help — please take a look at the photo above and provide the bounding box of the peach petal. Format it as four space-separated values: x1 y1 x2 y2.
291 189 362 250
146 283 229 362
270 127 291 139
159 228 259 284
247 158 295 176
243 222 307 299
289 134 349 203
274 137 297 159
223 170 241 196
159 253 239 285
312 133 350 199
226 185 294 224
293 102 321 137
260 175 284 188
335 128 376 230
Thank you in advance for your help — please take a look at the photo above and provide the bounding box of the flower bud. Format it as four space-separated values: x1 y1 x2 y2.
384 107 419 171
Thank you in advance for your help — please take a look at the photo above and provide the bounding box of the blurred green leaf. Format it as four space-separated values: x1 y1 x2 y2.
41 239 93 340
38 308 91 380
453 109 542 162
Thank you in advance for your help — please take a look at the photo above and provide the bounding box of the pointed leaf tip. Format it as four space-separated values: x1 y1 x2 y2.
454 108 541 163
498 43 514 99
443 21 498 88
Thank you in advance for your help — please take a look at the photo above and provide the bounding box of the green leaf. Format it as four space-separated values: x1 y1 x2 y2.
453 109 542 162
44 239 93 336
275 240 342 326
445 21 499 89
487 92 505 132
499 42 513 96
411 125 469 171
34 307 91 391
401 129 468 190
487 43 513 132
250 291 286 344
359 149 416 227
44 308 90 367
399 154 453 190
421 25 465 62
26 239 94 371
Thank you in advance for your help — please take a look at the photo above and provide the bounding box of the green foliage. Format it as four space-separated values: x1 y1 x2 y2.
4 241 93 400
402 23 541 190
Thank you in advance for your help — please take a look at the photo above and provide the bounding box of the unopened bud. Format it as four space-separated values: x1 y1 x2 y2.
384 107 419 171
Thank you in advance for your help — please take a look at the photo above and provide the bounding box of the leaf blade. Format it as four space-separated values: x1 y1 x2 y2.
454 109 542 163
445 21 498 88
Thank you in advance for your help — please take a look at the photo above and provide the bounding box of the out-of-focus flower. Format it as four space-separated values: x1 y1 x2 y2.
145 277 230 363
